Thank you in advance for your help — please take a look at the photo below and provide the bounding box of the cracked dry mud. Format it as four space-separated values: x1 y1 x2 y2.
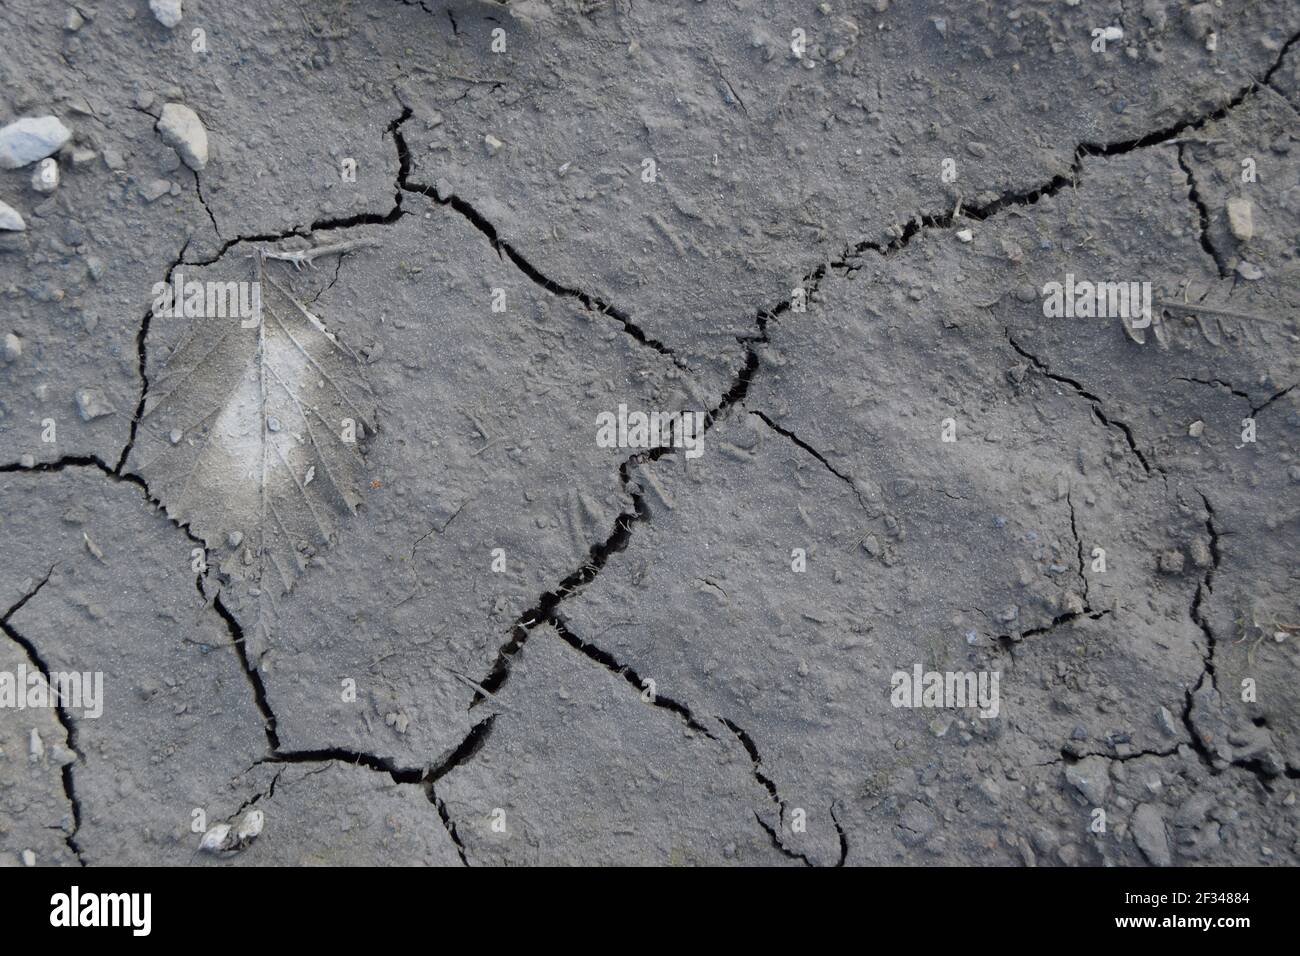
0 0 1297 868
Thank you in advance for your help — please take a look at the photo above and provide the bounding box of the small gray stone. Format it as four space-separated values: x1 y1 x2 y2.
156 103 208 171
3 332 21 362
1184 2 1214 38
75 388 116 421
1225 197 1253 241
1064 756 1110 805
140 179 171 203
898 801 937 845
0 116 72 169
1157 706 1178 735
1132 803 1171 865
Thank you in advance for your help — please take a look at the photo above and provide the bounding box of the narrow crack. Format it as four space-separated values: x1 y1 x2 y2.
247 748 473 865
548 617 828 865
115 237 191 475
548 615 715 737
469 484 647 707
0 455 278 785
1262 31 1300 86
718 717 814 866
257 747 423 783
423 716 498 866
426 716 498 784
232 766 288 817
1054 744 1182 764
2 567 54 624
1175 144 1232 278
749 410 869 510
1006 331 1159 477
1174 376 1253 405
206 587 281 751
1189 491 1221 685
430 790 469 865
401 181 686 370
466 278 778 707
242 713 495 867
1066 491 1091 608
829 36 1300 272
1251 381 1296 417
192 171 222 242
1174 493 1293 784
178 100 413 269
0 456 209 556
996 607 1112 650
169 97 682 379
0 613 87 865
829 802 848 866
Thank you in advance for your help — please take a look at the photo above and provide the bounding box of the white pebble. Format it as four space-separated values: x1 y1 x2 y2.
31 157 59 193
236 809 264 843
0 199 25 231
150 0 183 28
156 103 208 171
0 116 72 170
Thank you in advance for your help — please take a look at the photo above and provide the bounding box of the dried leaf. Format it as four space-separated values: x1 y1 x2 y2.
134 256 376 650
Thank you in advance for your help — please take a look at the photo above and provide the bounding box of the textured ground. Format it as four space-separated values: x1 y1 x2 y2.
1 0 1298 866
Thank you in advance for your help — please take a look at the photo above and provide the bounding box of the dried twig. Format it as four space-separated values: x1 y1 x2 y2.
1157 300 1277 323
261 239 382 271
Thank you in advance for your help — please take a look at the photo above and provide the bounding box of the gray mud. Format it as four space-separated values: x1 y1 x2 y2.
1 0 1297 866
